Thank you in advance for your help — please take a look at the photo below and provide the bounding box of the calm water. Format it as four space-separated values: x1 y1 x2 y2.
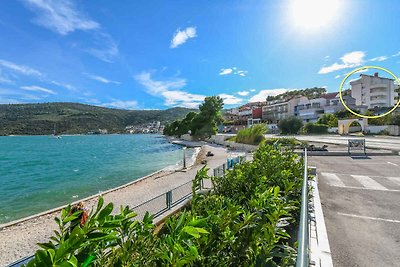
0 134 189 224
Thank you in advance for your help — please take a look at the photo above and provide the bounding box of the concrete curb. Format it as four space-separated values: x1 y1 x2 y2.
309 169 334 267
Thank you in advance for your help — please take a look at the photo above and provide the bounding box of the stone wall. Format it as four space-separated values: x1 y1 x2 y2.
208 135 258 152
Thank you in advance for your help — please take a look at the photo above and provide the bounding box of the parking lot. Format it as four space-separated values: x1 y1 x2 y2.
309 155 400 267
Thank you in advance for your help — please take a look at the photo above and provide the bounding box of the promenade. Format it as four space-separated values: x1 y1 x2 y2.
0 144 229 266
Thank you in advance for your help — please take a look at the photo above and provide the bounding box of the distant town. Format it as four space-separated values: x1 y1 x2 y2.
222 72 398 132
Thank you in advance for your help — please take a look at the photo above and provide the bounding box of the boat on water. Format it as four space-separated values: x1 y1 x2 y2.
52 124 62 139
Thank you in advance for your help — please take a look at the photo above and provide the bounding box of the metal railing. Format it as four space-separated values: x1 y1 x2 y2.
130 179 198 221
296 148 309 267
8 156 245 267
213 155 245 177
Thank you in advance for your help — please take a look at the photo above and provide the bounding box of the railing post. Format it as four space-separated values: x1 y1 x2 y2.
296 147 309 267
166 191 172 210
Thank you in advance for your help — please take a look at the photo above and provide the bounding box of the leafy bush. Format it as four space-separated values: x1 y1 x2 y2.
317 114 338 127
27 144 304 266
278 116 303 134
235 124 266 145
264 137 307 148
301 123 328 134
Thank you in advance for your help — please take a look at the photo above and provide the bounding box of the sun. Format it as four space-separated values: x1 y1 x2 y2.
290 0 341 31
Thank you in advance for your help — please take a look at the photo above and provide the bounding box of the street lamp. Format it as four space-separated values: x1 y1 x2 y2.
183 146 187 169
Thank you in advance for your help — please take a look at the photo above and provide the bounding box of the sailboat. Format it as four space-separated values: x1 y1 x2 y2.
52 124 62 139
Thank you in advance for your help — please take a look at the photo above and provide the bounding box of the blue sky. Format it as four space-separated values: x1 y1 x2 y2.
0 0 399 110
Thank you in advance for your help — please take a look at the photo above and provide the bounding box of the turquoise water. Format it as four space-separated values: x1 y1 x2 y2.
0 134 187 224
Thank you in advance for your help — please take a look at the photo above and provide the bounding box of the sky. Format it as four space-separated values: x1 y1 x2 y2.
0 0 399 110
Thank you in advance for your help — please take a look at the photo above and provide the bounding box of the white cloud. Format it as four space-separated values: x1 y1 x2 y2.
392 51 400 57
50 81 78 92
102 100 138 110
134 72 205 108
237 91 249 96
0 59 42 76
86 32 119 63
250 89 256 92
249 88 290 102
218 94 242 105
0 75 14 84
369 56 388 62
162 90 205 108
219 68 233 75
23 1 118 62
354 69 368 74
170 27 197 48
219 67 248 76
318 51 366 74
84 73 120 85
23 0 99 35
335 75 341 79
0 88 43 102
237 70 248 77
21 85 56 95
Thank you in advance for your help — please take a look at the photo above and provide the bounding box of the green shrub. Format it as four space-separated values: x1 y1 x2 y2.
278 116 303 134
264 137 307 148
235 124 266 145
27 144 304 266
301 123 328 134
317 114 338 127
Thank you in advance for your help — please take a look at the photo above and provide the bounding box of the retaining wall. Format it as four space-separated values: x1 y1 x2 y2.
208 135 258 152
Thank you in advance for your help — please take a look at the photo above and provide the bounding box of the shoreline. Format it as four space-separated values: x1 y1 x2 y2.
1 143 229 267
0 146 201 230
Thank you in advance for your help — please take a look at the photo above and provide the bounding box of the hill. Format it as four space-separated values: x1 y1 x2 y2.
266 87 327 101
0 102 196 135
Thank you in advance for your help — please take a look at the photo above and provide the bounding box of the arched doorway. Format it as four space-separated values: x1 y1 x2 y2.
338 118 368 135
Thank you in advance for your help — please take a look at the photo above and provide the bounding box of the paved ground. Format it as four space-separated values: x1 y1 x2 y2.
309 154 400 267
270 134 400 152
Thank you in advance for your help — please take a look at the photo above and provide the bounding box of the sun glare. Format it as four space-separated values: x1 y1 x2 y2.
290 0 340 31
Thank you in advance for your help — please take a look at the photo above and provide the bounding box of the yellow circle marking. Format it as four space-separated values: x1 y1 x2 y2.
339 66 400 119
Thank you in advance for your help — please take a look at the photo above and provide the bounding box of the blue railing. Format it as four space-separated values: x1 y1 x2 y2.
296 148 309 267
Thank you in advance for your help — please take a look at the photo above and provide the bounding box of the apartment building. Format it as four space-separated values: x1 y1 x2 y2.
350 73 396 109
262 96 307 122
294 97 325 122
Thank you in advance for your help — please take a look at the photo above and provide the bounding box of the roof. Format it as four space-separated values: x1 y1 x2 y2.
360 74 394 80
321 92 338 100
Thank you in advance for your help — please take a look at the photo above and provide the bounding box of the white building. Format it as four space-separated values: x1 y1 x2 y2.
350 73 396 109
294 97 325 122
262 96 307 122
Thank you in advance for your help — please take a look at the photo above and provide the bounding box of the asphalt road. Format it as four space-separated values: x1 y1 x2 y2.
309 155 400 267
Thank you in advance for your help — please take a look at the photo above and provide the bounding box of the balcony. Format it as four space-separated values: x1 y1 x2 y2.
370 83 388 89
370 90 388 97
370 98 388 106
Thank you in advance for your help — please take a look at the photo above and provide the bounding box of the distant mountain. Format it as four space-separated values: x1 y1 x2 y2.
0 102 196 135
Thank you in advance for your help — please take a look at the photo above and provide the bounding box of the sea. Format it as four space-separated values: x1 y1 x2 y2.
0 134 194 224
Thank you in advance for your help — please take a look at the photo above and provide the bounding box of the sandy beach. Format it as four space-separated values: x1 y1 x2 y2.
0 144 231 266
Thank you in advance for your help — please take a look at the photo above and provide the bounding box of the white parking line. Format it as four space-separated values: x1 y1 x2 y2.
321 172 345 187
351 175 387 190
387 162 399 166
330 185 400 192
338 212 400 223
